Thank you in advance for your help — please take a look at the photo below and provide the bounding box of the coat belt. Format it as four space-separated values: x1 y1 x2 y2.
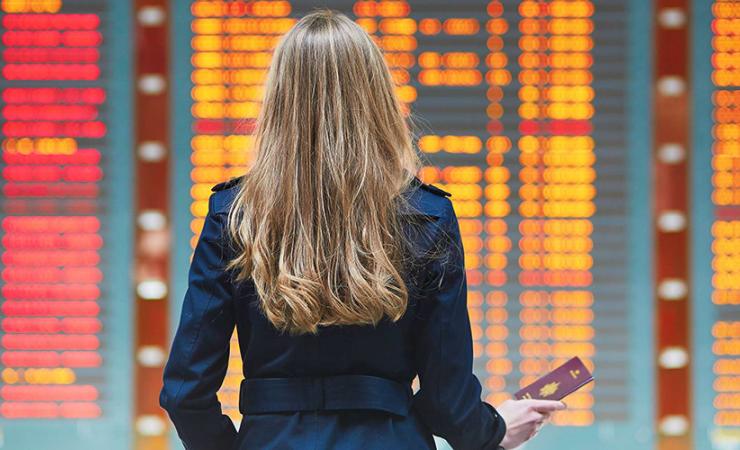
239 374 413 417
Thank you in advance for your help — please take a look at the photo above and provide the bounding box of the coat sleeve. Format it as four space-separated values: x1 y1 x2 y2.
411 198 507 450
159 192 238 450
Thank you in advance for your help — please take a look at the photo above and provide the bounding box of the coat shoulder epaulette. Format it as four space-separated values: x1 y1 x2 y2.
211 175 245 192
410 176 452 198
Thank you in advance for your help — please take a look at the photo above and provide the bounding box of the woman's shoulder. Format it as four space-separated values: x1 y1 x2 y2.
408 176 451 198
211 174 245 193
401 176 454 221
207 173 455 220
209 174 245 215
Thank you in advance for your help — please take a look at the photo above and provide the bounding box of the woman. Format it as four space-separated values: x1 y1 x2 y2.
159 9 565 450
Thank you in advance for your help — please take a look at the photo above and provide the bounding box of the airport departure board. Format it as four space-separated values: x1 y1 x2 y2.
693 1 740 449
0 1 132 450
707 0 740 439
171 1 655 449
0 1 730 450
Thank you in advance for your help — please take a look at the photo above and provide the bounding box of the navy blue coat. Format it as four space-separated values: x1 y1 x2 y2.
159 175 507 450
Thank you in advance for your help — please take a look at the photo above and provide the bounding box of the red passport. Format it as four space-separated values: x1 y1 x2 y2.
513 356 594 401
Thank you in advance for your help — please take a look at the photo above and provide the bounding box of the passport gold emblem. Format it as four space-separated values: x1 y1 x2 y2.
539 381 559 398
513 356 593 401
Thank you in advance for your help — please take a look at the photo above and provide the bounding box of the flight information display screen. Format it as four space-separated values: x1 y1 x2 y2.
693 1 740 449
706 0 740 437
0 1 729 450
171 1 655 449
0 1 132 449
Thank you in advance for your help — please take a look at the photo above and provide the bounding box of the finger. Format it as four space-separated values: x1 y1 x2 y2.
526 399 567 412
532 422 545 436
528 410 545 422
529 427 540 440
530 399 566 411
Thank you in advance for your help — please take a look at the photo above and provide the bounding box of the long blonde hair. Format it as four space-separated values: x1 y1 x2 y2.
225 9 424 335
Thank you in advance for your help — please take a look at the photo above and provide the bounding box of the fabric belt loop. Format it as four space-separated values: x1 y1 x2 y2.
308 377 324 410
238 378 247 415
318 377 326 409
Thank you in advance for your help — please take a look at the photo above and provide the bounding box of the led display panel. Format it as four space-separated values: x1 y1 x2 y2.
0 1 132 449
171 1 653 448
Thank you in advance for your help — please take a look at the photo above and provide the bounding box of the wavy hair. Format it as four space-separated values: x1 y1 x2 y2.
224 9 425 335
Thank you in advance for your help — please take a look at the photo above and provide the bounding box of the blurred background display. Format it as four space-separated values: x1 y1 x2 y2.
0 1 132 449
0 1 737 450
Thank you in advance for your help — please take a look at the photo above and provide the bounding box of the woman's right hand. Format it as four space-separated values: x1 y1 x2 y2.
494 398 567 449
